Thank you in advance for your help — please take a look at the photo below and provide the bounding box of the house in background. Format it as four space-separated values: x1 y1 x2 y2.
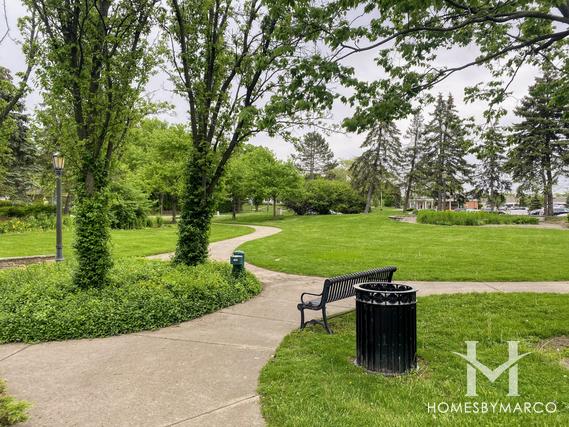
464 200 479 210
409 197 463 210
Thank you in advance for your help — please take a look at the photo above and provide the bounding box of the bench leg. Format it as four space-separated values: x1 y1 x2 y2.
299 306 306 330
322 307 333 334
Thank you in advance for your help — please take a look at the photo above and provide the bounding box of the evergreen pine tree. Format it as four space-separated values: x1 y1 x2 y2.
350 120 402 213
0 67 38 200
402 113 426 210
507 68 569 216
292 132 337 179
420 94 473 210
473 124 510 210
529 194 543 211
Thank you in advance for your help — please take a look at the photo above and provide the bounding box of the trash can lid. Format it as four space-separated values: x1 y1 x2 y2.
354 282 416 305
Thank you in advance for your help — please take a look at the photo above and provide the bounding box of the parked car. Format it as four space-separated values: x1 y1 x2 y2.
507 207 529 216
553 207 569 216
529 209 543 216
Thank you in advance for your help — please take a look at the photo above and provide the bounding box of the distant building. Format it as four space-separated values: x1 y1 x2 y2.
409 197 462 210
464 200 479 210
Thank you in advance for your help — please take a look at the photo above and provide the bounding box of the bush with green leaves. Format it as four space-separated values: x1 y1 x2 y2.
417 210 539 226
0 259 260 343
0 203 55 218
0 380 28 426
109 200 148 230
0 214 73 234
108 181 152 230
284 179 365 215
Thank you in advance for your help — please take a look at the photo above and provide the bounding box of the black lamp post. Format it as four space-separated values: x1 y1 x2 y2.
52 152 65 262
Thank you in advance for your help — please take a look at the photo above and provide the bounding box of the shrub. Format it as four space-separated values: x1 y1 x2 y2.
108 182 152 230
0 379 29 426
0 214 74 234
0 259 261 343
284 180 365 215
416 210 539 226
0 203 55 219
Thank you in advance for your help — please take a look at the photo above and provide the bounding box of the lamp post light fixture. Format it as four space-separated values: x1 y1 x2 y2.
52 152 65 262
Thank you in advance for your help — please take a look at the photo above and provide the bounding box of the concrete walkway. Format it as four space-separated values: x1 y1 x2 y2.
2 225 569 426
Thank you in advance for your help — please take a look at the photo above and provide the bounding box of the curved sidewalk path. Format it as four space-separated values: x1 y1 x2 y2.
2 225 569 426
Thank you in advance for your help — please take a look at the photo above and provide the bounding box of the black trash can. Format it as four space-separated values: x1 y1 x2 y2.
354 282 417 375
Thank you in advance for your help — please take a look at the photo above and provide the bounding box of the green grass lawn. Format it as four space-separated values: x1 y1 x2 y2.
0 223 253 258
218 210 569 281
259 293 569 426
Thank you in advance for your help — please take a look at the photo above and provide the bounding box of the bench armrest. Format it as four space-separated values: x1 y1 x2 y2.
300 291 322 304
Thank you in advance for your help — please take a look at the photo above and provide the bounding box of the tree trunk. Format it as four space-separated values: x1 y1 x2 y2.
364 185 374 214
403 177 412 210
63 192 72 214
437 191 444 211
232 197 237 220
172 199 177 224
73 167 112 289
159 193 164 216
175 148 215 265
273 196 277 217
545 160 554 216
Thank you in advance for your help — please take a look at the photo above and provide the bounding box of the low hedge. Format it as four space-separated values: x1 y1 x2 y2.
0 260 261 343
0 380 28 426
0 203 55 219
416 210 539 226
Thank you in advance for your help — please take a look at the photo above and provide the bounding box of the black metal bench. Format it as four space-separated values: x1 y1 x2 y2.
297 266 397 334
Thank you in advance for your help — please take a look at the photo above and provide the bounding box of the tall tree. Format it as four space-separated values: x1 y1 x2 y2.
350 120 401 213
0 69 38 200
421 94 472 210
255 154 302 218
166 0 332 265
507 69 569 216
292 131 336 179
402 113 425 210
1 101 38 200
473 124 511 211
27 0 159 288
121 119 191 222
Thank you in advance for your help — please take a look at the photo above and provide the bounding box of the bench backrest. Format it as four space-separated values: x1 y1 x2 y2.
322 266 397 303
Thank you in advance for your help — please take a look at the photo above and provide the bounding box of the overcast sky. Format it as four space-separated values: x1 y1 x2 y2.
2 1 566 192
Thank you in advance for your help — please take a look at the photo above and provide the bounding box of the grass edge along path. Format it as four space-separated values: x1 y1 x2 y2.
259 292 569 427
0 223 254 259
218 210 569 282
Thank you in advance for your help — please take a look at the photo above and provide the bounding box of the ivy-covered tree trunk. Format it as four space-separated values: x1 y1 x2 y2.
175 147 215 265
73 162 112 288
29 0 157 288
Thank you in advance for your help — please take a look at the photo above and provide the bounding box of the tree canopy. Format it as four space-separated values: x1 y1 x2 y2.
301 0 569 129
